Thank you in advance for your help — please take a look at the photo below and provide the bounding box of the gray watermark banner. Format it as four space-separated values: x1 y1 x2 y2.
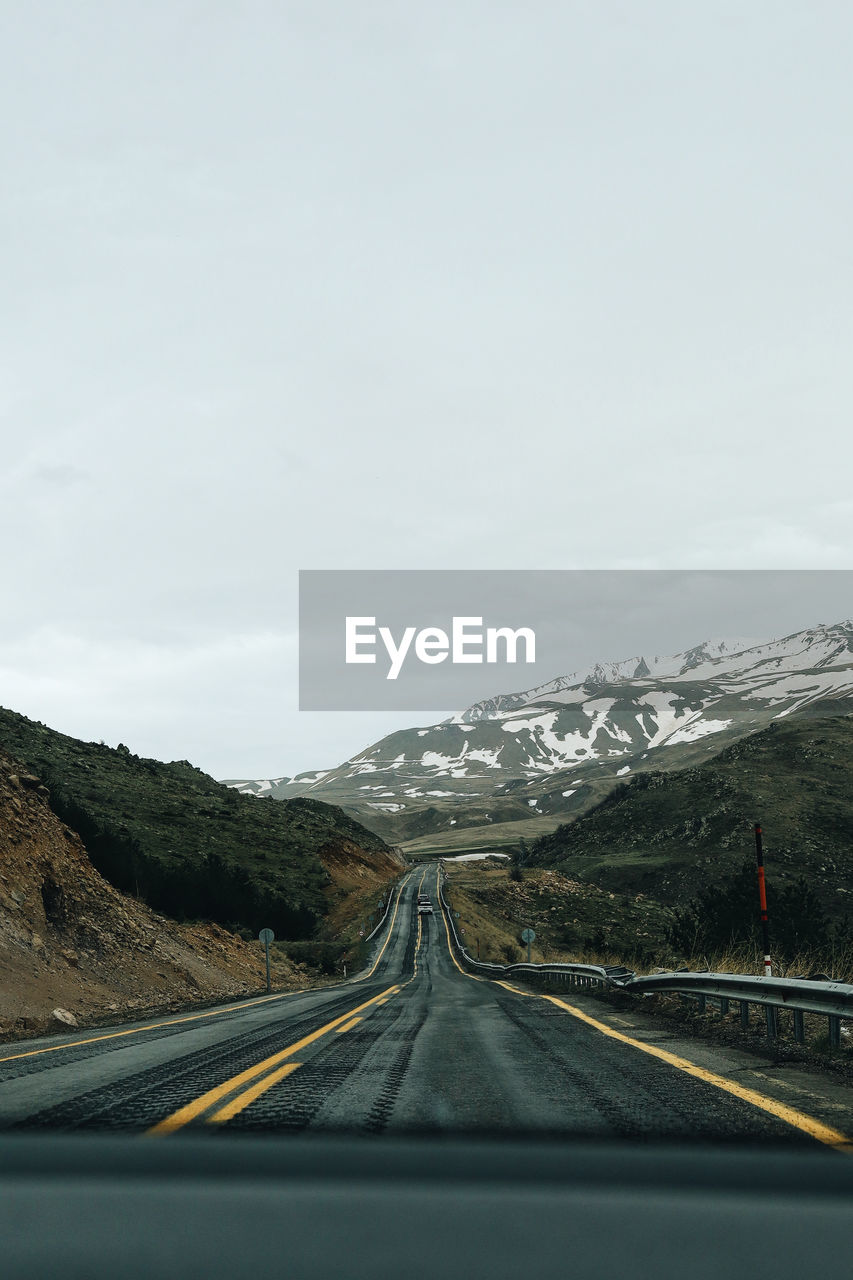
298 569 853 711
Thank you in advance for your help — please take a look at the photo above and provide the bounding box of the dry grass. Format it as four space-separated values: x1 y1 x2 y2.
672 941 853 985
441 858 673 966
401 816 565 858
441 859 853 983
517 937 853 985
441 878 529 966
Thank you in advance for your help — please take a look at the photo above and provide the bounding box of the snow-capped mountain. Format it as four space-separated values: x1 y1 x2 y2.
225 622 853 839
452 637 767 722
219 774 292 797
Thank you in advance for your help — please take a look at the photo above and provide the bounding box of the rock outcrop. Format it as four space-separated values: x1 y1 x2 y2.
0 749 301 1041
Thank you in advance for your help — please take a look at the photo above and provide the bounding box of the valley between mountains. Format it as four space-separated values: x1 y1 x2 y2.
1 619 852 1047
228 621 853 850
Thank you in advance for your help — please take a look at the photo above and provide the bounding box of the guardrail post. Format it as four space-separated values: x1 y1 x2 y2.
622 973 852 1044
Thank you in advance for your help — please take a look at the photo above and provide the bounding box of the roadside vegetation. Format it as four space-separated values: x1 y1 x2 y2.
441 859 674 968
442 857 853 1067
0 707 397 943
525 714 853 936
441 857 853 984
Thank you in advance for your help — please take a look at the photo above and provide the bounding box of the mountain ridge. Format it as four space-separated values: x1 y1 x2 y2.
225 621 853 845
0 706 399 941
525 710 853 923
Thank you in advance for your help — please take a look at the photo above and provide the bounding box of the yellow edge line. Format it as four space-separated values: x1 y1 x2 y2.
361 871 414 979
146 983 398 1135
437 866 483 983
492 981 853 1151
4 867 417 1066
438 868 851 1151
208 1063 302 1124
0 990 306 1066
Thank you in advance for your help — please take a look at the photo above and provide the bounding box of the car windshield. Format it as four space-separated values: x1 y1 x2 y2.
1 3 851 1169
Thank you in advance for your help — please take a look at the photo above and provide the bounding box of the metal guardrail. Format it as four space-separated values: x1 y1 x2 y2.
364 875 406 943
438 874 635 987
627 970 853 1016
438 869 852 1049
627 970 853 1048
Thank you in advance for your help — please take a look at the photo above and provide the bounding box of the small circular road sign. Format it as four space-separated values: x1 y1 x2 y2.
521 928 536 943
258 928 275 944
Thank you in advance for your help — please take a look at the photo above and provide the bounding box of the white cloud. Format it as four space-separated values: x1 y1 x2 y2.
0 3 851 775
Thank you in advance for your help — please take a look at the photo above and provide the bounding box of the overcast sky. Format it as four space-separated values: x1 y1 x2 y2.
2 2 852 779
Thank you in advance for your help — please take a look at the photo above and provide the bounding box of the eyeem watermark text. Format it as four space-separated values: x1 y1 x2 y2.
345 616 536 680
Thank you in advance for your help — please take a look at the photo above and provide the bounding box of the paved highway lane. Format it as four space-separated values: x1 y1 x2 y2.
2 865 850 1147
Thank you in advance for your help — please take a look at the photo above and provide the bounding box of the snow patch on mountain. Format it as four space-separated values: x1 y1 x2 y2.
467 747 502 767
667 717 733 744
224 622 853 819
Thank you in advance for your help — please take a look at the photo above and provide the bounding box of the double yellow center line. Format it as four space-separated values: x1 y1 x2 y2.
0 874 418 1072
148 984 400 1134
149 872 428 1135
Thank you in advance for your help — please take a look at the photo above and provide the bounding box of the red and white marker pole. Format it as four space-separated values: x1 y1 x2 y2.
754 823 772 976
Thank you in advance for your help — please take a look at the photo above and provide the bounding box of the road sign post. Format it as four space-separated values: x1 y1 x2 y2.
258 927 275 993
521 927 536 964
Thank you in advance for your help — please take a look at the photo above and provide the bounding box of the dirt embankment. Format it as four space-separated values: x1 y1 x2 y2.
318 839 406 941
0 751 303 1042
320 838 404 895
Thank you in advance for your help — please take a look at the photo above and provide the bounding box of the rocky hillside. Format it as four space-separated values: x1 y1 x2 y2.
0 708 399 941
527 712 853 921
442 861 674 966
0 750 305 1042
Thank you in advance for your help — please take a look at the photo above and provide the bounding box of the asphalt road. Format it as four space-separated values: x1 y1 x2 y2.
1 865 850 1146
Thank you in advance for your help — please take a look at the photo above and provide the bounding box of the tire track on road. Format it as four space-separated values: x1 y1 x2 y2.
9 987 385 1133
